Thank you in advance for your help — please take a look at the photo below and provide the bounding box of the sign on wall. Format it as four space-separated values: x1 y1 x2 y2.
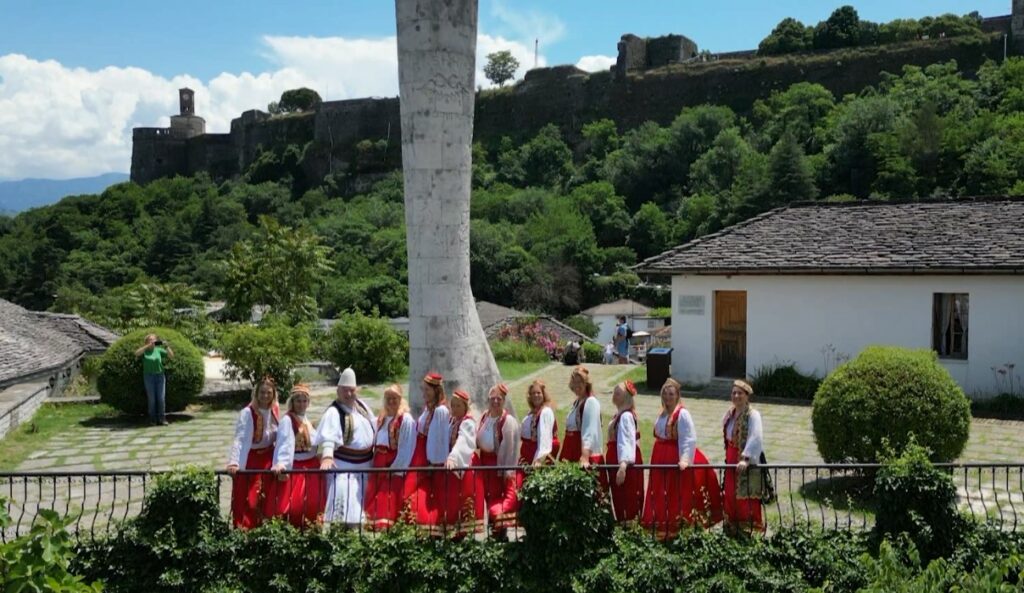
678 295 705 315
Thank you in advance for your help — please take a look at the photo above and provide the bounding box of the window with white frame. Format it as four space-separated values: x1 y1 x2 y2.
932 293 968 360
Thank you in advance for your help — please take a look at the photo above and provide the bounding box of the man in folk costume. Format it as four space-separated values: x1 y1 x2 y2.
475 383 521 536
722 379 766 534
316 367 375 525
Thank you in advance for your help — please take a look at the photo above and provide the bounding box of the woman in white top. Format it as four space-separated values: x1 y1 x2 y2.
519 379 559 466
559 366 603 469
641 378 723 538
435 388 477 533
406 372 453 528
723 379 765 534
475 383 521 535
605 381 643 522
362 383 416 530
226 376 280 529
270 383 325 528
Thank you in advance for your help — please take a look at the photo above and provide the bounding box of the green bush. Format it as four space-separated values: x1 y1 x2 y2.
219 318 312 391
1 498 101 593
811 346 970 463
320 311 407 383
583 341 604 363
97 327 205 416
518 464 613 589
751 361 821 400
873 439 968 561
489 339 550 363
560 314 600 338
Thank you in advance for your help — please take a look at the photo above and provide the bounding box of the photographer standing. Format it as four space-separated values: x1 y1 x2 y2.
135 334 174 425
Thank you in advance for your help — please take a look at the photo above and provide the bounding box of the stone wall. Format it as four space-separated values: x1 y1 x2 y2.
0 381 50 441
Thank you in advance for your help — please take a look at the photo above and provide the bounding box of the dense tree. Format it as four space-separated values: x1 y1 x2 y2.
767 134 818 207
484 50 519 87
758 18 812 55
568 182 631 248
813 6 862 50
276 88 322 113
627 203 673 261
753 83 835 153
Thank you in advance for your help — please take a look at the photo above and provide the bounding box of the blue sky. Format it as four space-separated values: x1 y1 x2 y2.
1 0 1009 80
0 0 1012 179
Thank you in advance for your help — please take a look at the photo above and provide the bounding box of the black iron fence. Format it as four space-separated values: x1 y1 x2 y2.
2 463 1022 542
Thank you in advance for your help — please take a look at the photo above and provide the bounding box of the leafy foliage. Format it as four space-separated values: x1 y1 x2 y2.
751 361 822 400
318 310 407 383
483 50 520 87
218 318 312 390
0 498 102 592
560 314 600 339
96 328 204 415
488 339 550 363
269 87 322 114
811 346 971 463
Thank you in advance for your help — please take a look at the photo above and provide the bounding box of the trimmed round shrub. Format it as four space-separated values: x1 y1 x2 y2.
811 346 970 463
321 311 407 383
97 327 205 415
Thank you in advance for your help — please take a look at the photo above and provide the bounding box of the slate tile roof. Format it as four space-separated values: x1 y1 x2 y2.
636 199 1024 275
0 299 117 386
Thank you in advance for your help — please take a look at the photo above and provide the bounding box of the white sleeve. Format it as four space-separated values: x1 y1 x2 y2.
535 407 554 461
742 410 764 462
427 406 452 465
447 419 477 468
392 413 416 471
581 398 602 452
616 413 637 464
498 416 520 473
273 417 295 469
314 407 342 460
677 409 697 464
228 409 253 468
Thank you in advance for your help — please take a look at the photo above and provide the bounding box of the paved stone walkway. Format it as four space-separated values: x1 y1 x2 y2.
13 363 1024 472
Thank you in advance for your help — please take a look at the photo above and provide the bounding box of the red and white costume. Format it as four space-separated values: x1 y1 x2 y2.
364 411 416 529
604 408 644 521
228 402 280 529
271 411 326 528
475 410 521 531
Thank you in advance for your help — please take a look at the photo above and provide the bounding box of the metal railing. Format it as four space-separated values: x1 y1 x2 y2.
2 463 1022 542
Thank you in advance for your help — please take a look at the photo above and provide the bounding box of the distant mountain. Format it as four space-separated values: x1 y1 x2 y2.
0 173 130 214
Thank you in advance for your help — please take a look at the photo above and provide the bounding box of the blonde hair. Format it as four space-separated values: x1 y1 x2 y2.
380 383 409 420
250 377 278 408
660 378 682 413
284 384 311 414
615 381 637 413
570 366 594 397
526 379 554 413
423 377 447 408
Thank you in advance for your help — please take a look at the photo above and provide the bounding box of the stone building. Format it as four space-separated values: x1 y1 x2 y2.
615 33 698 77
0 299 118 439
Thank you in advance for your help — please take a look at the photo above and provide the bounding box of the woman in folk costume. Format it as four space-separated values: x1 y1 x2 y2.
363 384 416 530
405 372 452 527
475 383 521 536
605 380 644 522
641 378 723 538
226 376 280 529
519 379 559 467
559 366 603 470
315 367 375 526
439 388 478 533
270 383 326 528
722 379 766 534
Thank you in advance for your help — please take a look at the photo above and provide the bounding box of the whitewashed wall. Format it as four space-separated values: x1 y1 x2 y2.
670 274 1024 398
591 314 619 345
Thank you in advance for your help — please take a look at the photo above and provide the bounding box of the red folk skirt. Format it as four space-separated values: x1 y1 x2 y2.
723 443 764 533
641 440 723 538
604 441 643 522
405 434 475 534
559 431 601 465
230 446 277 529
364 446 407 529
269 455 325 529
475 451 518 530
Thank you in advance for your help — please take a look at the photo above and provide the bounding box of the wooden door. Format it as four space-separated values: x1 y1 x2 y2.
714 291 747 378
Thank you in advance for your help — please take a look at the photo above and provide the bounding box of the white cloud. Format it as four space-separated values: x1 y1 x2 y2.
0 27 551 179
576 55 616 73
490 0 566 47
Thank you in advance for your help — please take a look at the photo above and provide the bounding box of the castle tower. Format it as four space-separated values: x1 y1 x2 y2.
170 87 205 138
1014 0 1024 52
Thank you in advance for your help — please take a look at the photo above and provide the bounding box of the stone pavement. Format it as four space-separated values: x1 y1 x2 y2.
13 363 1024 472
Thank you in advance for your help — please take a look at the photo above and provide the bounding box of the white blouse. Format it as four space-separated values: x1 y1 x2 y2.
478 412 521 474
417 405 452 465
654 408 697 464
314 399 375 461
611 411 637 464
725 408 764 462
534 407 555 461
228 406 278 468
374 412 417 471
272 413 317 469
566 397 602 453
447 417 477 469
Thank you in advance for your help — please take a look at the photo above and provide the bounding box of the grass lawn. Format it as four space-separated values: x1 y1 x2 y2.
396 361 552 384
0 402 119 470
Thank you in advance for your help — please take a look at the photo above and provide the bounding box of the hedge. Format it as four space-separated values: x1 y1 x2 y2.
96 328 204 416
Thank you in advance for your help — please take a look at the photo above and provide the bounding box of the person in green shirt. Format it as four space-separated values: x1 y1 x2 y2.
135 334 175 425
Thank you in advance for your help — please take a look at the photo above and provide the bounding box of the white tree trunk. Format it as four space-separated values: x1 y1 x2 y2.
396 0 501 411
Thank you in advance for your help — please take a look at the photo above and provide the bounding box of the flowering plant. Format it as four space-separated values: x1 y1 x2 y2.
497 320 562 357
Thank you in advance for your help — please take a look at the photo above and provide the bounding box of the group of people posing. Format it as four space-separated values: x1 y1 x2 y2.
226 366 767 538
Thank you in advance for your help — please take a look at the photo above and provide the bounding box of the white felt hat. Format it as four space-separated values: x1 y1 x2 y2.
338 367 357 387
